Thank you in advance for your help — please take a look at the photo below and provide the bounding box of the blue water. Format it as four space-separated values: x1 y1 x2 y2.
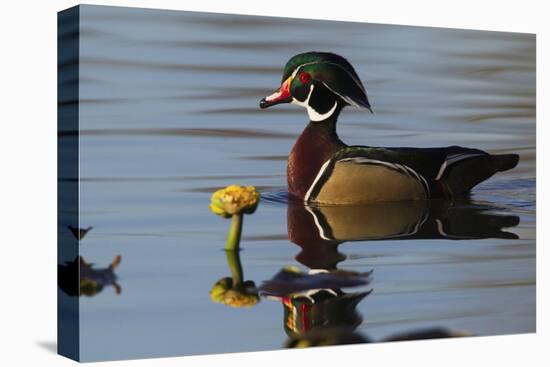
58 5 535 361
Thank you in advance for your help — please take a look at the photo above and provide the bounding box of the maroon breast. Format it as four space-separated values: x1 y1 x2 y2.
287 122 343 200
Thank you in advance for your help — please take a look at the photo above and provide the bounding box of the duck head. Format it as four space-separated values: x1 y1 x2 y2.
260 52 372 122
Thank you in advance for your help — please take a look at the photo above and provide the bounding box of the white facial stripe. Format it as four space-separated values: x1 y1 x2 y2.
290 61 318 79
289 60 367 119
291 84 339 122
321 81 366 109
290 60 366 95
290 84 313 109
323 61 366 95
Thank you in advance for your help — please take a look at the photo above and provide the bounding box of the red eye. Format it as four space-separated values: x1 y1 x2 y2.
298 72 311 84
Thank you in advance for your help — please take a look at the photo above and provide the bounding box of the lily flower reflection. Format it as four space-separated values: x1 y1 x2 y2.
210 249 259 308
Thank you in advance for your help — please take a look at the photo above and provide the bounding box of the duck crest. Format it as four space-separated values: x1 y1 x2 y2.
288 119 344 200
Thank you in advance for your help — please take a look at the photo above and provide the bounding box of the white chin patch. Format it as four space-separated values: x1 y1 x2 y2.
291 84 338 122
306 101 338 121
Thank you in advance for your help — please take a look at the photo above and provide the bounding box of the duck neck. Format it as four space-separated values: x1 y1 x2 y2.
287 107 346 200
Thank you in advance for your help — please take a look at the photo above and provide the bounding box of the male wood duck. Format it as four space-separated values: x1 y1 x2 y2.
259 52 519 204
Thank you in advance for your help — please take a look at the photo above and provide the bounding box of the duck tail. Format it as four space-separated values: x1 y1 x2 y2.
491 153 519 173
441 153 519 196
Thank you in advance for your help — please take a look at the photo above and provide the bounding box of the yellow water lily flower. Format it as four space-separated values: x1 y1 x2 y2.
209 185 260 218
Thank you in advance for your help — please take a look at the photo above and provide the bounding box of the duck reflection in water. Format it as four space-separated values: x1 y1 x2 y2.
288 199 520 270
58 255 122 297
260 265 372 347
260 264 469 348
210 191 519 347
264 198 519 347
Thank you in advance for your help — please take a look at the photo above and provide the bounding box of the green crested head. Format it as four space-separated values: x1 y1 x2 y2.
279 52 359 84
260 52 371 122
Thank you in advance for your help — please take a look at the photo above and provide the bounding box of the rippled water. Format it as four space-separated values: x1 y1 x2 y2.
58 5 535 361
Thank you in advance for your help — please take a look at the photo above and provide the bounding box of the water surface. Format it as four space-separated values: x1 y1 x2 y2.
59 5 535 361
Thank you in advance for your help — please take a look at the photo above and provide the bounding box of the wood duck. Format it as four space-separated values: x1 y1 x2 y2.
260 52 519 204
